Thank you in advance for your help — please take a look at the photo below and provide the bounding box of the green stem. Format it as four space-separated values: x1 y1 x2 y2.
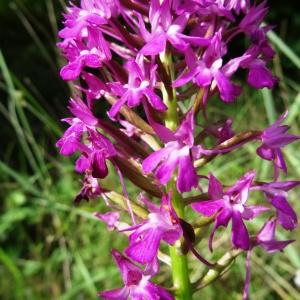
169 187 193 300
161 48 193 300
160 48 178 131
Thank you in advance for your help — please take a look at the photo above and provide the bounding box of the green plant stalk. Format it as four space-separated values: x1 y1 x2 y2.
160 48 178 131
161 48 193 298
169 185 193 300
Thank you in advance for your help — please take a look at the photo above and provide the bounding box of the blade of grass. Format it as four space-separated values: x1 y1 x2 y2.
267 29 300 70
253 253 300 299
0 160 40 196
74 253 98 297
285 147 300 177
0 51 46 183
14 92 50 180
286 92 300 125
60 272 117 300
261 88 276 124
10 75 62 136
0 247 25 299
10 1 58 74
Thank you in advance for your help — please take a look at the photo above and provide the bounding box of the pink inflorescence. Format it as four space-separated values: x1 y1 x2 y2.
56 1 299 299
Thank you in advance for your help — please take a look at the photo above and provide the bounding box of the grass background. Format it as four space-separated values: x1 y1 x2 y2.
0 0 300 299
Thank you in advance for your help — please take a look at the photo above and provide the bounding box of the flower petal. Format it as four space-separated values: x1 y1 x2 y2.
141 33 167 55
232 210 250 250
177 155 198 192
208 173 224 199
192 199 225 217
142 148 170 174
125 228 162 265
271 196 298 230
214 71 242 102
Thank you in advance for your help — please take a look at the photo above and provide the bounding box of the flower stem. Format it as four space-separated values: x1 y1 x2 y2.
161 47 178 131
162 47 193 300
169 185 193 300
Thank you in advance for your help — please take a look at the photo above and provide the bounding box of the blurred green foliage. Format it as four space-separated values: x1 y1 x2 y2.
0 1 300 299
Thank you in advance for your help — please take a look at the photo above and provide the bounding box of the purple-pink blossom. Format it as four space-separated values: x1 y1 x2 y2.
74 173 102 204
59 28 111 81
108 57 166 119
139 0 209 55
124 193 182 274
257 111 300 178
255 218 294 252
99 250 173 300
56 98 117 179
173 32 242 103
253 180 299 230
143 110 201 193
192 171 268 250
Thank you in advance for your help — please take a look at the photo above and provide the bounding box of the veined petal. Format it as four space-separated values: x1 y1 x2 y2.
57 134 79 156
83 53 102 68
222 54 251 77
232 210 250 250
192 199 225 217
256 144 275 161
68 98 98 126
60 59 83 81
272 196 298 230
162 228 182 245
108 95 128 119
174 111 194 146
260 240 294 253
144 88 167 111
173 68 198 87
242 205 269 220
265 134 300 148
177 154 198 192
75 155 89 173
228 170 255 204
208 173 224 199
248 63 277 89
155 150 179 184
178 34 211 46
125 228 162 265
167 33 189 51
274 149 287 175
126 90 143 108
142 148 170 174
214 71 242 102
195 66 213 87
257 218 276 242
91 151 108 178
140 33 167 55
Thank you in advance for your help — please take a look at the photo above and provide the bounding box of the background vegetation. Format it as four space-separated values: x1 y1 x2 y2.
0 1 300 299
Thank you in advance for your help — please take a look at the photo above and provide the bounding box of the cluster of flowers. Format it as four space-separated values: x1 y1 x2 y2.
57 0 299 299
